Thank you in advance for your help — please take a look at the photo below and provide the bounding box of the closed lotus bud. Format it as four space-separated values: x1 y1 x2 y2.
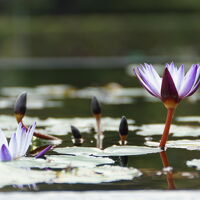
119 116 128 136
71 125 82 139
91 96 101 115
14 92 27 123
119 116 128 145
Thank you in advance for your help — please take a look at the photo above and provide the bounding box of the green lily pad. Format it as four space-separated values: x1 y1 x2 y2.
0 163 55 188
55 165 142 184
145 140 200 150
7 155 114 169
137 124 200 137
186 159 200 170
176 116 200 123
54 146 160 156
0 115 137 137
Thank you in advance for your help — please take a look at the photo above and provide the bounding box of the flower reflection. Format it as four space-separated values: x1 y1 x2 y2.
134 63 200 149
160 151 176 190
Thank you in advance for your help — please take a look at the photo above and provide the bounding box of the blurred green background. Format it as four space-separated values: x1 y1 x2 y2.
0 0 200 67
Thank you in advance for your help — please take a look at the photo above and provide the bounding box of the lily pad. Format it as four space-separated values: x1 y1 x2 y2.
7 155 114 169
145 140 200 150
136 124 200 137
1 85 74 98
54 146 160 156
186 159 200 170
0 115 137 137
55 165 142 184
0 163 55 188
176 116 200 123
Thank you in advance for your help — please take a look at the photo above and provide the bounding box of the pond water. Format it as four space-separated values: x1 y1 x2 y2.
1 67 200 191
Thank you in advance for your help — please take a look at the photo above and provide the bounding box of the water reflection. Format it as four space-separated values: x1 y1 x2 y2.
119 156 129 167
13 183 38 191
160 151 176 190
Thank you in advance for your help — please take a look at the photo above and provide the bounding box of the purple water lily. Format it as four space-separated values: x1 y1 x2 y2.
134 63 200 149
0 122 36 161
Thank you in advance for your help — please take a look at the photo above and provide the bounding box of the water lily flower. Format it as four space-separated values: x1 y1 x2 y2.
134 63 200 149
0 122 36 161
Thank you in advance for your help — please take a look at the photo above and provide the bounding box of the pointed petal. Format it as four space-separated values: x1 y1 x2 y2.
179 64 198 98
161 68 179 102
186 65 200 96
35 145 52 159
8 133 17 159
134 67 161 98
22 122 36 156
0 144 12 161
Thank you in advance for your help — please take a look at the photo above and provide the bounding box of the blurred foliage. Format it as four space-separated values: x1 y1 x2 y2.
0 1 199 58
1 0 200 15
0 14 199 57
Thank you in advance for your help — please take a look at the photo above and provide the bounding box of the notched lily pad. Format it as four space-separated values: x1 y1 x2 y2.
55 165 142 184
54 146 160 157
146 140 200 150
7 155 114 169
137 124 200 137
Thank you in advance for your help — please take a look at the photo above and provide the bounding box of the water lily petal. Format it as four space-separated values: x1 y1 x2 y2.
134 67 161 98
35 145 52 159
8 133 17 159
0 144 11 161
161 68 179 102
179 64 198 98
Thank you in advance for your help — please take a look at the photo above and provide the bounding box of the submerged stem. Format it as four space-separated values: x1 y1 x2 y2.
160 151 176 190
159 108 175 149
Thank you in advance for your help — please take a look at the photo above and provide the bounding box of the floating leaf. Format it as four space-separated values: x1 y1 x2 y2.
186 159 200 170
54 146 160 156
7 155 114 169
176 116 200 123
146 140 200 150
137 124 200 137
55 165 142 184
0 115 137 137
0 162 55 188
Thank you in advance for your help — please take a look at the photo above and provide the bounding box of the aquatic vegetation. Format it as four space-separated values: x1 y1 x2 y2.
145 139 200 150
54 146 160 157
136 124 200 137
134 63 200 149
14 92 60 141
0 122 36 161
119 116 128 145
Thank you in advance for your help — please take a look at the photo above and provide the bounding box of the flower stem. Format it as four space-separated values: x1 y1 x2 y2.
159 108 175 149
21 121 60 141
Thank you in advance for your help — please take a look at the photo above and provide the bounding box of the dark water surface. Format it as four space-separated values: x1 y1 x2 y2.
1 67 200 191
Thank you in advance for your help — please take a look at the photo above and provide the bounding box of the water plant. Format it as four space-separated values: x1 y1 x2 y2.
70 125 83 145
119 116 128 145
0 122 36 161
134 63 200 149
91 96 104 149
14 92 60 141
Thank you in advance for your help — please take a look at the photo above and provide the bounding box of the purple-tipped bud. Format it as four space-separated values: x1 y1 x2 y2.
14 92 27 115
119 116 128 136
91 96 101 115
71 125 82 139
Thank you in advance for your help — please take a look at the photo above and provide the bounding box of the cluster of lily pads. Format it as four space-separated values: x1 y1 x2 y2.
2 62 200 189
